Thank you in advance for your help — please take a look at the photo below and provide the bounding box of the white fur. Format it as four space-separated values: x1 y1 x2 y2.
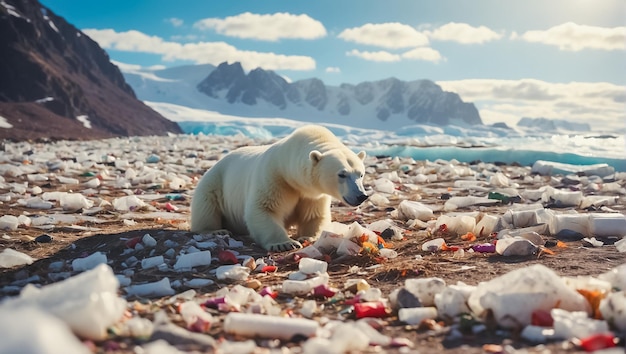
190 125 367 252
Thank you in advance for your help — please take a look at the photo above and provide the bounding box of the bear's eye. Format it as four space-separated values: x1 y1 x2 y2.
338 172 347 179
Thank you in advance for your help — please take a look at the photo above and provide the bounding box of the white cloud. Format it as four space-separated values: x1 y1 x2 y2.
427 22 503 44
194 12 327 41
401 47 444 63
83 28 316 71
325 67 341 73
346 49 401 62
165 17 183 27
338 23 429 49
513 22 626 51
437 79 625 129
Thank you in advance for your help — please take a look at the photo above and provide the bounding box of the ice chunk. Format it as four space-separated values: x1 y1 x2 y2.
0 307 90 354
0 248 34 268
534 160 615 177
2 264 126 340
467 264 590 328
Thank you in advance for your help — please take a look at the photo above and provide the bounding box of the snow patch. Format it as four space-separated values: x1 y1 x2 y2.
0 116 13 129
35 97 54 103
2 1 29 21
77 115 91 129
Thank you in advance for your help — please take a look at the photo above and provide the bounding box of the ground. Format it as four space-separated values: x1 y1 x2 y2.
0 154 624 353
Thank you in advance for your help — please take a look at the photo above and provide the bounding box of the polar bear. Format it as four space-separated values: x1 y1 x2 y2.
190 125 368 252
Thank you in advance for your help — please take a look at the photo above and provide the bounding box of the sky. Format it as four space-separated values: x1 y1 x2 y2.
39 0 626 129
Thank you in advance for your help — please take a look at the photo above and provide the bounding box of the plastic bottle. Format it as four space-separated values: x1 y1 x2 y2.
354 301 388 318
223 312 319 340
298 257 328 274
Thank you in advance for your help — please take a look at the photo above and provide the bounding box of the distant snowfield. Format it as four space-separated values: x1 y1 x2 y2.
147 101 626 171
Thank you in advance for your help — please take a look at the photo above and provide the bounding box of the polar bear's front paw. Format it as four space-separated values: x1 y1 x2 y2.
267 239 303 252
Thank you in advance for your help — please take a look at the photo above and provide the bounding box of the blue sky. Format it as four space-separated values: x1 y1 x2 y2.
39 0 626 128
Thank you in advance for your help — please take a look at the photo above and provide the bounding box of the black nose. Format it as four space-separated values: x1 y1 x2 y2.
357 194 368 204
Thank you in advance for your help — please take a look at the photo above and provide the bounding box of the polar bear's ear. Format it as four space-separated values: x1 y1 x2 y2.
310 150 323 164
357 151 366 160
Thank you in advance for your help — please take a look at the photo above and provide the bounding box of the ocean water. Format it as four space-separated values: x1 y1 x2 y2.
178 120 626 172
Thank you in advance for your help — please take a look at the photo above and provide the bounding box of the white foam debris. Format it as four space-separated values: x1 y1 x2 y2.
0 248 34 268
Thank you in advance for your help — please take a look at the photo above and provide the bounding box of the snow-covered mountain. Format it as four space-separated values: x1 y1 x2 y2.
120 62 482 131
517 117 591 132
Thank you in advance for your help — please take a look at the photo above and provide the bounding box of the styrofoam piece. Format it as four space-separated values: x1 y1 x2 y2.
3 264 126 340
588 213 626 237
398 307 438 325
467 264 590 328
434 282 475 318
215 265 250 281
404 277 446 306
223 312 319 340
0 307 90 354
125 278 175 298
300 300 317 318
599 291 626 332
72 252 107 272
396 200 434 221
299 257 328 274
60 193 94 211
551 308 609 340
373 178 395 194
173 250 212 271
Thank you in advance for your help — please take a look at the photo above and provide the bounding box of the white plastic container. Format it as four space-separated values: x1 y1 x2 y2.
125 278 175 298
141 256 164 270
173 250 212 271
72 252 107 272
404 278 446 306
474 214 498 236
398 307 438 325
396 200 434 221
435 215 476 236
588 213 626 237
549 214 589 237
298 257 328 274
224 312 319 340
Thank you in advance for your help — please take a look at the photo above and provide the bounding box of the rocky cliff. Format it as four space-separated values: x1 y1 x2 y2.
0 0 181 141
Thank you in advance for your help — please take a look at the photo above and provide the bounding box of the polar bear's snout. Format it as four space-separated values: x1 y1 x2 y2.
340 174 368 207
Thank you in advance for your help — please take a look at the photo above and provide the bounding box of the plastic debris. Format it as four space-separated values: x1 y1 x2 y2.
468 264 590 328
1 264 126 340
223 312 319 340
72 251 107 272
0 248 34 268
398 307 438 325
125 278 176 298
173 251 212 271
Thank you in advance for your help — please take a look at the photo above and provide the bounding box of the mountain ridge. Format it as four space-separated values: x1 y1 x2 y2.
0 0 181 140
122 62 483 131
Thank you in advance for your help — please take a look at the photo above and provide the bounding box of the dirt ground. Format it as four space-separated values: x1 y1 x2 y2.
0 157 624 353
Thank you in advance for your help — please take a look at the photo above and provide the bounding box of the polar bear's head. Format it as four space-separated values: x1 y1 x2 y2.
310 149 368 207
